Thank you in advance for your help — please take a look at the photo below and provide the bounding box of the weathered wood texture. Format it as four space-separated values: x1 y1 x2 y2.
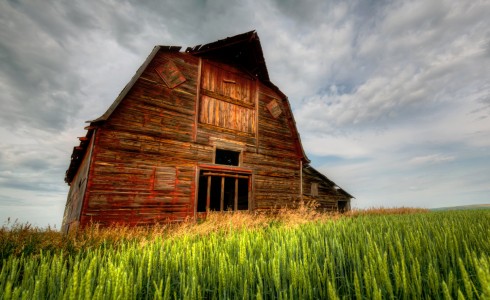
250 85 301 209
80 51 200 226
197 62 302 210
62 134 94 232
302 166 351 211
64 34 352 229
77 52 303 226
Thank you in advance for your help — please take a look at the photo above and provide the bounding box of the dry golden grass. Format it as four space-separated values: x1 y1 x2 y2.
1 204 428 258
346 206 430 216
0 221 61 259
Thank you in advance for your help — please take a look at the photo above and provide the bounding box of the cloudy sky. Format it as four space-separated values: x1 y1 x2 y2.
1 0 489 227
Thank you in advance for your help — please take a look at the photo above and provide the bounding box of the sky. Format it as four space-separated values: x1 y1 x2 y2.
1 0 489 228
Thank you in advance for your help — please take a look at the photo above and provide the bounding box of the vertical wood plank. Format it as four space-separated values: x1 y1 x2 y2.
255 80 259 152
220 176 225 211
193 58 202 142
249 174 253 211
300 160 303 201
193 166 199 218
206 176 211 211
234 177 238 211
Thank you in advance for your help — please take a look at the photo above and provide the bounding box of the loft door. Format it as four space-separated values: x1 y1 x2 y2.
199 61 256 134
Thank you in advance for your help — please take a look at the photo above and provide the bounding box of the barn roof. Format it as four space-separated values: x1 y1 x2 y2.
187 30 270 84
65 31 309 183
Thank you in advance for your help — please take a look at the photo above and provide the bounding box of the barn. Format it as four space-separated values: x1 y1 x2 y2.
62 31 353 233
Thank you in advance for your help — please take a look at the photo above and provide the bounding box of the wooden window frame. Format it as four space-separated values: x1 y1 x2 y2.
195 165 253 214
212 146 243 167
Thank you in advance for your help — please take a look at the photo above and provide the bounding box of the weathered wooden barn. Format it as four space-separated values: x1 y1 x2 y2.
62 31 353 232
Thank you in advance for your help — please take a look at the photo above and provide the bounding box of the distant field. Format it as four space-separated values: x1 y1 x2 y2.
1 209 489 299
431 203 490 211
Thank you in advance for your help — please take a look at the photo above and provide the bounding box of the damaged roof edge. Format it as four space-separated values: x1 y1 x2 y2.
189 30 258 55
88 45 182 123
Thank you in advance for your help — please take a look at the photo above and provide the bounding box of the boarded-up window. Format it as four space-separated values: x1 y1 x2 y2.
266 99 282 119
311 182 319 197
199 62 256 134
154 167 176 191
201 63 255 105
199 95 255 133
155 60 186 89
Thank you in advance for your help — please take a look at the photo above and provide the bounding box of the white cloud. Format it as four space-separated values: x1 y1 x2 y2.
408 154 456 165
303 134 369 159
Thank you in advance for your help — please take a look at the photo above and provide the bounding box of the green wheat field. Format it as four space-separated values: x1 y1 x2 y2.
1 208 489 299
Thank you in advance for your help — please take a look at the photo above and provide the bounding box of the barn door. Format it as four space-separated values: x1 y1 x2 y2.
197 170 250 212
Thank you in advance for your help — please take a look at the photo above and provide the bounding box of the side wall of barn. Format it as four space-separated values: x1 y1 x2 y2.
62 134 95 232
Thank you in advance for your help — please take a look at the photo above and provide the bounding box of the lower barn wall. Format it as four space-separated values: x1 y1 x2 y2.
77 128 302 227
79 129 200 227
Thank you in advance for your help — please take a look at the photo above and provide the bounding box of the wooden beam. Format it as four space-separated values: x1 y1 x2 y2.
201 89 255 109
220 177 225 211
255 79 259 153
300 160 303 201
202 172 249 179
206 176 211 211
193 167 199 218
248 175 253 211
234 177 238 211
193 58 202 142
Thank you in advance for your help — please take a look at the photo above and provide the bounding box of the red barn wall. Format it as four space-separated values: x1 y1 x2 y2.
73 50 303 227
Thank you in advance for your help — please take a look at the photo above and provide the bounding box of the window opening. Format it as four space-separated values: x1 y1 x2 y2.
338 201 348 213
197 170 249 212
215 149 240 166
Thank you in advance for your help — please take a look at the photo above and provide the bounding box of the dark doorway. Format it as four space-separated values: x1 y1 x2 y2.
197 170 249 212
338 200 348 213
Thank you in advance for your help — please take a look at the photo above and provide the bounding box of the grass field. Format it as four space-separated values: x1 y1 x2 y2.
1 208 489 299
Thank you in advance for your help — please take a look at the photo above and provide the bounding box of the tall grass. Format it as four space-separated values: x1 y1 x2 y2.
1 209 489 299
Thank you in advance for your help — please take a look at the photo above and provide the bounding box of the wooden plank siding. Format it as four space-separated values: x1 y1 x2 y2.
64 32 352 230
246 85 301 209
78 52 302 225
302 166 351 212
79 51 201 226
62 133 95 233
